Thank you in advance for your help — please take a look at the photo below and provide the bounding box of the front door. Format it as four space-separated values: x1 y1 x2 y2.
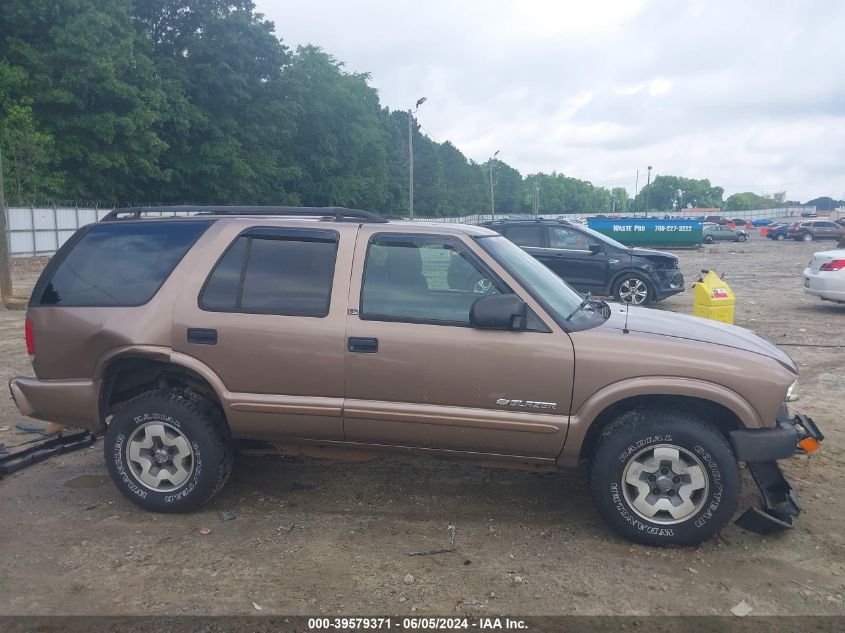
343 228 574 459
534 225 609 294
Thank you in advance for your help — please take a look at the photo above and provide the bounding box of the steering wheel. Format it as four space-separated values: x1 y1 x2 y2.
472 278 494 294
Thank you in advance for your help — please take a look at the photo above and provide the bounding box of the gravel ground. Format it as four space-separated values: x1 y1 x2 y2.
0 233 843 617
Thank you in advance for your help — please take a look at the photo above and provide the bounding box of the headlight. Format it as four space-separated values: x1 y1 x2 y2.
786 380 799 402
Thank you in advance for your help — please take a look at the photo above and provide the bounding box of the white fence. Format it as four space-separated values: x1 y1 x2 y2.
5 207 109 256
3 207 201 256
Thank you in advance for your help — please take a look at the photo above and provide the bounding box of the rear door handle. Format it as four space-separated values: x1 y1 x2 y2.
187 328 217 345
348 337 378 353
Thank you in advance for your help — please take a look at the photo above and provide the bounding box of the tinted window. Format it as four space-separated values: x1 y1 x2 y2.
38 221 212 307
503 225 543 247
549 226 599 249
361 236 505 325
200 232 337 317
199 237 248 311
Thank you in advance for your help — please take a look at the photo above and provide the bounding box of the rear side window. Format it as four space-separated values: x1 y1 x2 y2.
36 221 212 307
503 225 543 247
200 229 338 317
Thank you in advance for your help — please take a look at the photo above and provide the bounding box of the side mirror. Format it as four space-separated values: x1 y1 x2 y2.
588 243 603 254
470 295 528 331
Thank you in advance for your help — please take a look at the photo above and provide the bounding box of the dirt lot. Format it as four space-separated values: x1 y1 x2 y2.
0 234 843 617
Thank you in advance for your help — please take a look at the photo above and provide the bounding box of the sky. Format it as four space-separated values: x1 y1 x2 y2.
256 0 845 202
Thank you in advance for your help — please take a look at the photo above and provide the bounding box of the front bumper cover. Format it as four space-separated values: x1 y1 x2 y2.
731 410 824 533
653 270 685 300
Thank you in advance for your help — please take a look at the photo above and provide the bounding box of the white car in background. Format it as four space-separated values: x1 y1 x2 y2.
804 248 845 303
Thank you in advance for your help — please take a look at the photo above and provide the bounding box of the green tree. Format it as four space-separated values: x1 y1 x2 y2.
634 175 724 213
284 46 388 210
611 187 628 213
1 0 171 200
133 0 299 203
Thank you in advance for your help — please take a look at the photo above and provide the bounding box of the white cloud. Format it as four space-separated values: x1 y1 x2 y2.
257 0 845 200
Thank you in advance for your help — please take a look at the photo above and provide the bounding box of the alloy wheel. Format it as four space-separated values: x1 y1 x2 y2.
618 278 649 305
621 444 709 524
125 421 194 492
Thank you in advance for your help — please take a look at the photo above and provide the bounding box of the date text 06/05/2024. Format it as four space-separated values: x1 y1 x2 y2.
307 617 529 630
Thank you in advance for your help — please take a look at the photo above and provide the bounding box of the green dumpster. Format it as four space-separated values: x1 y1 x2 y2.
587 218 703 247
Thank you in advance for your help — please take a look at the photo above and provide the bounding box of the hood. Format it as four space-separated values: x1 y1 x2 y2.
601 305 797 373
624 247 677 260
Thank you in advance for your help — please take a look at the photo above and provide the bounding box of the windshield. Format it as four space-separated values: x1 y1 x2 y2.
477 235 600 327
580 225 629 250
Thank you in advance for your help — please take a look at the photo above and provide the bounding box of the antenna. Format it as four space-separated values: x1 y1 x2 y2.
622 250 634 334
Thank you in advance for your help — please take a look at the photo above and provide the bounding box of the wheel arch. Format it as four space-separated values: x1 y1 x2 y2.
559 379 761 467
607 268 655 299
97 347 229 432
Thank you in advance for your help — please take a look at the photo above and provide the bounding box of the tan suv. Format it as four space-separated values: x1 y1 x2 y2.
9 207 823 546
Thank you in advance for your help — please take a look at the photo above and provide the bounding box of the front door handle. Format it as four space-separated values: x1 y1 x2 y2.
348 337 378 353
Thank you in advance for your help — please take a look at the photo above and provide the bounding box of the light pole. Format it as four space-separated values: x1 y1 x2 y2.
489 150 500 220
408 97 427 220
644 165 652 217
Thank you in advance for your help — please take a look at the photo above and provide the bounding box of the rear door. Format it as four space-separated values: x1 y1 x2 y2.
818 221 842 239
172 222 354 442
343 227 574 459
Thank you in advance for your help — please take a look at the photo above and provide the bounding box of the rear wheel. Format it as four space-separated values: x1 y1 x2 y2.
589 408 740 546
613 274 652 306
737 234 748 242
776 233 785 241
104 389 233 512
703 235 714 244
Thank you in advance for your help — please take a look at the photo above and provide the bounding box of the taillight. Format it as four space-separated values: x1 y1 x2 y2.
25 318 35 356
820 259 845 272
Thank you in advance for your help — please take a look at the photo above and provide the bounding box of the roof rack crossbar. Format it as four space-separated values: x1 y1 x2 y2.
101 206 388 223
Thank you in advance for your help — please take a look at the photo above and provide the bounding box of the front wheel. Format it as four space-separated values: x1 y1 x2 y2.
776 233 785 241
613 274 652 306
589 409 740 546
737 234 748 242
802 233 814 242
703 235 714 244
104 389 233 513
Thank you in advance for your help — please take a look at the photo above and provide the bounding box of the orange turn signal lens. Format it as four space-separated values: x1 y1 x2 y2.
798 437 820 453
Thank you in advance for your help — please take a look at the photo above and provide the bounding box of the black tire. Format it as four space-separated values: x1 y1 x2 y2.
703 235 714 244
737 234 748 242
589 408 740 547
612 273 653 306
776 233 785 241
802 233 814 242
104 389 233 513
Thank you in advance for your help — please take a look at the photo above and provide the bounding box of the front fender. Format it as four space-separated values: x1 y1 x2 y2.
558 376 764 467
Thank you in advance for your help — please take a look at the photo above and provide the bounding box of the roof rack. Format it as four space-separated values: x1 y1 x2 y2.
101 205 388 223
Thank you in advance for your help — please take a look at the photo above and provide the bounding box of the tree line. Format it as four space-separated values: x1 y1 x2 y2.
0 1 835 216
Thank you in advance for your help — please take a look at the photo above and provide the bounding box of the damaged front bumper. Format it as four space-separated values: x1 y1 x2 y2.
729 407 824 533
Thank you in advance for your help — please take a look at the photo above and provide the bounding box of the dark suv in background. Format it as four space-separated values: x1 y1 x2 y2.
480 219 684 305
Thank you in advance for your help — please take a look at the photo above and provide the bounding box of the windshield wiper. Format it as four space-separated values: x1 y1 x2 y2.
565 292 593 321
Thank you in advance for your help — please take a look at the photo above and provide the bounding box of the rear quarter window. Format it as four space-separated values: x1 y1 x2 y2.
35 221 212 307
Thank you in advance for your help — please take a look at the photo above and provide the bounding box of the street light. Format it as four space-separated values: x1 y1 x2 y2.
490 150 500 220
645 165 653 218
408 97 427 220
